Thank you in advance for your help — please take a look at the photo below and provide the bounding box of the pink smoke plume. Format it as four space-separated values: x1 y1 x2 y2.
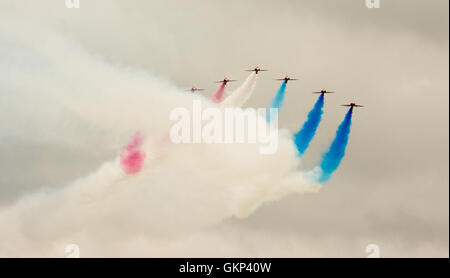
211 82 226 103
120 132 146 174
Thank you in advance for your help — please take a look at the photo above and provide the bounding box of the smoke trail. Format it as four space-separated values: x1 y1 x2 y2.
0 22 321 256
211 82 226 103
293 94 325 156
120 132 146 174
317 108 353 183
267 81 287 122
221 72 257 107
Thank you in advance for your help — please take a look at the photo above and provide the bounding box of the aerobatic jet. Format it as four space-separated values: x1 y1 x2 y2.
245 66 268 74
185 86 205 93
276 75 298 83
313 89 335 95
215 77 237 85
341 102 364 108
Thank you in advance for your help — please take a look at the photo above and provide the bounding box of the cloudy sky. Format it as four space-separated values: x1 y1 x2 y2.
0 0 448 257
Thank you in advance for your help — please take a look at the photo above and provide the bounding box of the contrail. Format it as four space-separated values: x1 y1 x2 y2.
267 81 287 122
293 94 324 156
211 82 226 103
221 72 257 107
317 107 353 183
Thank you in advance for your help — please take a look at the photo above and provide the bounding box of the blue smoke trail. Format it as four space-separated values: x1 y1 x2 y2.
293 94 325 156
267 81 287 122
317 107 353 183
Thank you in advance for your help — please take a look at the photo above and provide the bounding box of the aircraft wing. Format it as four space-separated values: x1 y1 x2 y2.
341 104 352 107
354 105 364 107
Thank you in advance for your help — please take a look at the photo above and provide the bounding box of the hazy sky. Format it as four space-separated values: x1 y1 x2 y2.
0 0 448 257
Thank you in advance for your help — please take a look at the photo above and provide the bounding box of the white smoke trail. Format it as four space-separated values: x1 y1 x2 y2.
221 72 258 107
0 20 321 257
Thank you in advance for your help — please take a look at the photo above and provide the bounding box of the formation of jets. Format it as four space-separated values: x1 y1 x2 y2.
186 66 364 108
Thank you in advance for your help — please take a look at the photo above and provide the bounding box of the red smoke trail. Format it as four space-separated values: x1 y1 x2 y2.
211 82 226 103
120 132 146 174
